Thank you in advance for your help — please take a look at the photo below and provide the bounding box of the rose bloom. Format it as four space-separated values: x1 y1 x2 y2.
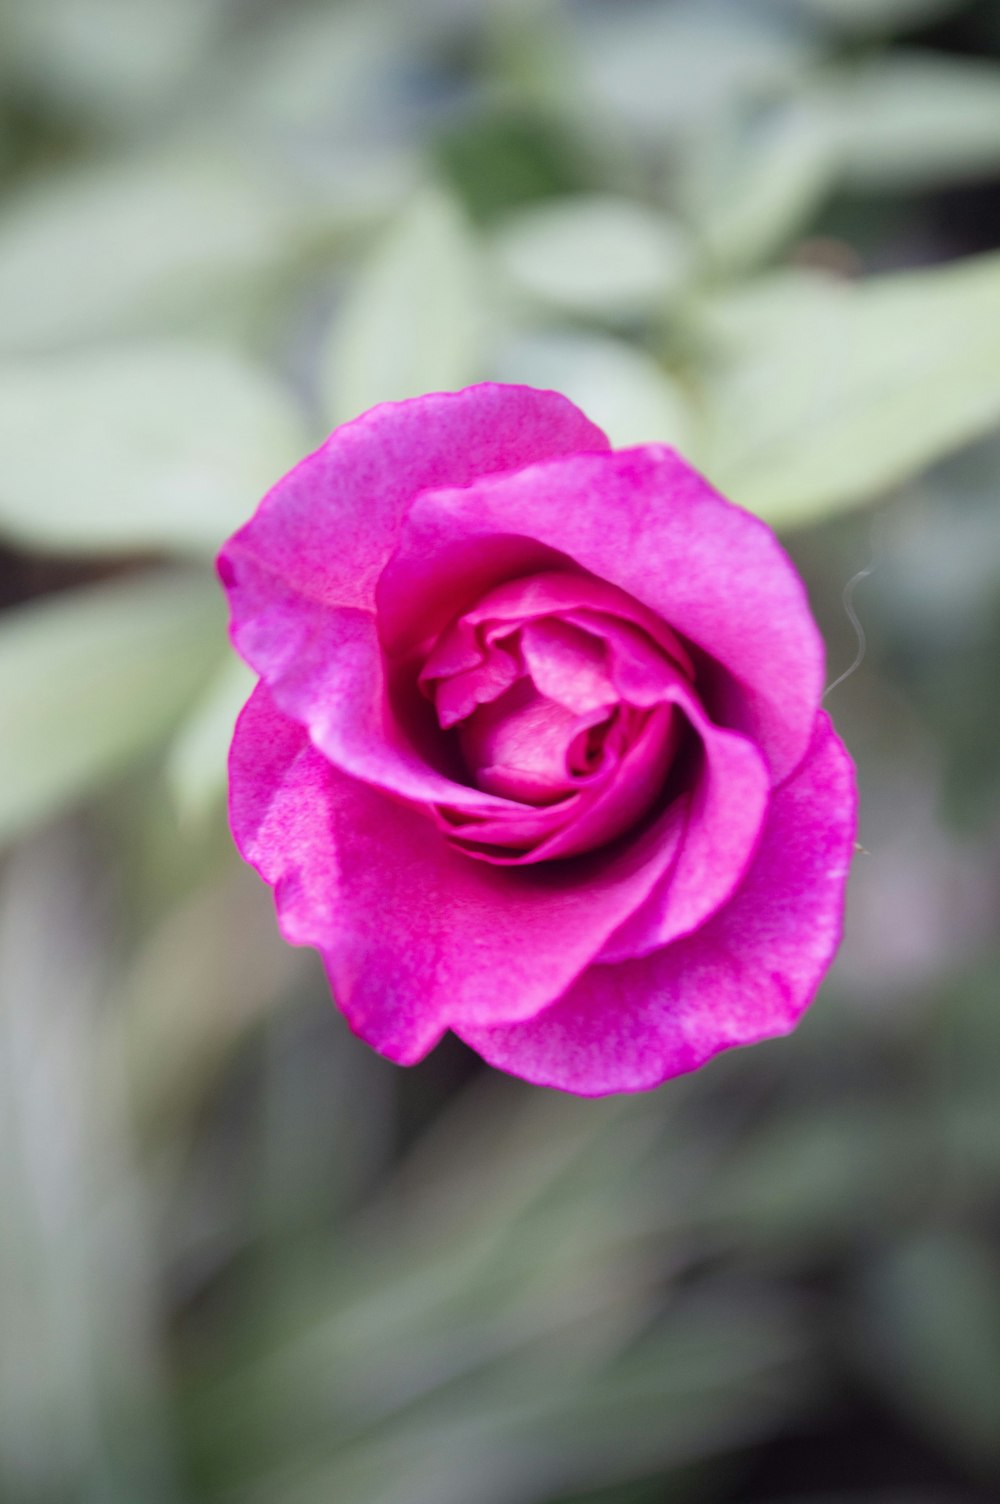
220 384 856 1095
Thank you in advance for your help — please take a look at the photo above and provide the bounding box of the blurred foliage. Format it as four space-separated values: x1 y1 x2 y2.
1 1 1000 1502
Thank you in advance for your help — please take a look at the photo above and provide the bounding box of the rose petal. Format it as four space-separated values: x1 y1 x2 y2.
378 447 825 781
445 704 682 863
385 566 694 678
235 599 520 814
228 679 340 949
597 711 769 960
457 712 857 1094
440 631 768 910
221 384 608 616
219 387 609 809
227 542 591 815
517 619 616 714
458 678 594 802
230 684 704 1063
425 635 523 728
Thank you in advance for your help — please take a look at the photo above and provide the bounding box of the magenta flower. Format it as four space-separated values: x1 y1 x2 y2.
220 385 856 1095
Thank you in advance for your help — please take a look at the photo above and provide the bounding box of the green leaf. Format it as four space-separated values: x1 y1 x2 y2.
683 98 840 274
492 196 692 319
0 151 305 354
121 863 296 1142
568 1 815 139
490 329 694 451
831 53 1000 190
683 53 1000 270
166 655 255 823
216 0 414 139
0 342 307 556
5 0 226 125
0 569 224 844
694 253 1000 528
321 188 484 427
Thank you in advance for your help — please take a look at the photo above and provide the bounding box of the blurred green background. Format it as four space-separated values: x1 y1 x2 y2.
2 1 1000 1501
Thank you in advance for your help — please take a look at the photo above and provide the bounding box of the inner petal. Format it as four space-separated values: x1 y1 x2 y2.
411 567 703 862
442 701 683 864
431 635 523 729
517 618 616 713
458 678 611 804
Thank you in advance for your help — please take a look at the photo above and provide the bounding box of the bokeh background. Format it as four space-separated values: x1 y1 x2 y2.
2 1 1000 1501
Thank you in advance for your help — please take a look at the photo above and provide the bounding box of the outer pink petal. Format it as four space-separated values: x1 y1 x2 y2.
456 712 857 1096
234 601 521 814
378 447 825 782
219 387 608 809
229 684 701 1064
228 684 341 945
597 715 769 961
298 557 690 816
219 383 607 657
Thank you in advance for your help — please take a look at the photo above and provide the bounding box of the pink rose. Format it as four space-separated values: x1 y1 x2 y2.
220 384 856 1095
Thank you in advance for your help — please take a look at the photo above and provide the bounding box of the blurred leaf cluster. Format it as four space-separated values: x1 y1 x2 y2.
1 1 1000 1502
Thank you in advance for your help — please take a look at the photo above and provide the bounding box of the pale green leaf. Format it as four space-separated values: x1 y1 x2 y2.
694 254 1000 527
683 97 840 273
685 53 1000 270
166 655 255 823
0 569 224 844
121 864 296 1140
489 328 694 450
0 151 304 354
568 1 815 139
5 0 226 124
216 1 415 140
492 196 692 318
322 189 484 427
831 53 1000 189
0 342 307 555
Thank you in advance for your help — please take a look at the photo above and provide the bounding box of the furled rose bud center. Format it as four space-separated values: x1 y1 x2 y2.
418 572 694 863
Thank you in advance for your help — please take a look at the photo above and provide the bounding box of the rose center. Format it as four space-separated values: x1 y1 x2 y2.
457 673 621 805
416 571 692 861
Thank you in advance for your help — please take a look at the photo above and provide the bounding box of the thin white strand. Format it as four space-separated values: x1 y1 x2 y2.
824 521 883 700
